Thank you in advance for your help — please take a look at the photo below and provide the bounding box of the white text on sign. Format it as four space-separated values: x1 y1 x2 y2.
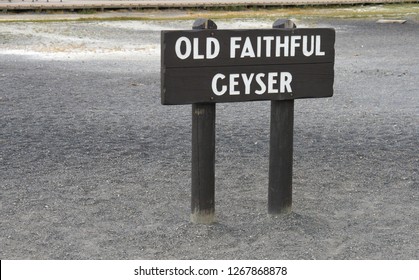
174 35 326 97
174 35 325 60
212 72 292 96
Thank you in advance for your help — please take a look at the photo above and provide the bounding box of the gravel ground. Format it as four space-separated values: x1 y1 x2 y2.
0 16 418 259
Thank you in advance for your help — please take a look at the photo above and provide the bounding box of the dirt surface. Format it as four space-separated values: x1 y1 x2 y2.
0 16 418 259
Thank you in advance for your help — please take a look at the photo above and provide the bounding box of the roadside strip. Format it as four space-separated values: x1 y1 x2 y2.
1 0 418 12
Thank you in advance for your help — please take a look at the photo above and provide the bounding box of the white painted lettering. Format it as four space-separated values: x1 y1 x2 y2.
268 72 278 93
275 36 289 57
257 36 262 57
229 74 240 95
255 73 266 95
230 37 241 58
193 38 204 59
211 72 293 97
263 36 274 58
241 37 256 58
241 73 255 94
206 37 220 59
227 34 326 59
290 36 301 57
302 35 315 57
280 72 292 93
212 73 227 96
175 37 192 60
315 35 325 56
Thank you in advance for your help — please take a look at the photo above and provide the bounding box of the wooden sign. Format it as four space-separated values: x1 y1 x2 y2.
161 19 336 223
161 28 335 105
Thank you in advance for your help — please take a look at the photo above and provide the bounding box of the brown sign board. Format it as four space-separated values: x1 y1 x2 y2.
161 28 335 105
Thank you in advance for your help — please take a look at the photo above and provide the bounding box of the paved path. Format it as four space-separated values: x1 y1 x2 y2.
1 0 417 12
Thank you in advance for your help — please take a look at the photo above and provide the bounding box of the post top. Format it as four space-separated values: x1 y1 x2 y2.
273 19 297 29
193 18 217 30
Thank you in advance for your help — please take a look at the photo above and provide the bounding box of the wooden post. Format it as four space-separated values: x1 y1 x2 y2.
191 19 217 224
268 19 296 215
